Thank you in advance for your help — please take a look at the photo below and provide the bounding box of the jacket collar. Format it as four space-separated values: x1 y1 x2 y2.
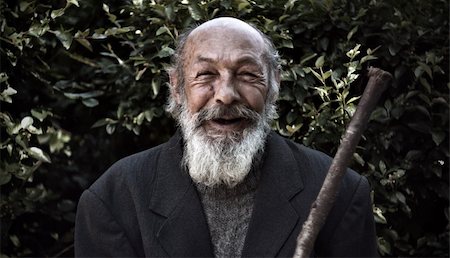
148 131 214 257
242 132 304 256
149 131 304 257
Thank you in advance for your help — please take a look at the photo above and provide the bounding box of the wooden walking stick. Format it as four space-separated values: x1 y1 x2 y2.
293 67 393 258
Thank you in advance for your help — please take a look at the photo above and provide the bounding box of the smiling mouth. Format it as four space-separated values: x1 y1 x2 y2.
213 118 244 125
204 117 248 132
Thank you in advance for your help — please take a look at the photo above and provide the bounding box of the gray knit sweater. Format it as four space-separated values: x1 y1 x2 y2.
195 170 260 258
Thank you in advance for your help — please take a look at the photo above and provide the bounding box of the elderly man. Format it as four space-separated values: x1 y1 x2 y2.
75 17 378 257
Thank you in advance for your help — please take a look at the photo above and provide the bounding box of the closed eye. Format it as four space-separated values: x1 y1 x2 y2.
238 72 260 81
241 72 257 77
196 71 216 78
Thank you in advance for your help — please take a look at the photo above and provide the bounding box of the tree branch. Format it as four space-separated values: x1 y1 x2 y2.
293 67 393 258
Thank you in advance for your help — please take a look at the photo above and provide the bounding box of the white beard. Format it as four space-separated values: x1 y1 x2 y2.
178 103 276 188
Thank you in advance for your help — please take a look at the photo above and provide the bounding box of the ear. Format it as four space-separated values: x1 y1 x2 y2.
169 70 182 105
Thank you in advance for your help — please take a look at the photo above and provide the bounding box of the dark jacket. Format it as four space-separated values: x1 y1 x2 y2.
75 131 378 257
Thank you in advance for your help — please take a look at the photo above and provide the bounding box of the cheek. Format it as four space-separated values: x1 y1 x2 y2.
185 87 213 113
239 86 267 113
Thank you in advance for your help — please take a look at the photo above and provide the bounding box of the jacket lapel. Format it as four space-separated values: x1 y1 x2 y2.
148 132 214 257
242 132 305 257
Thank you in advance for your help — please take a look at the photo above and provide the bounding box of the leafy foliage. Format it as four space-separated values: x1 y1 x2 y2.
1 0 448 256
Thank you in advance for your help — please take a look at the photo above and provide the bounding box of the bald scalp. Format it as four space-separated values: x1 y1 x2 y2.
188 17 265 44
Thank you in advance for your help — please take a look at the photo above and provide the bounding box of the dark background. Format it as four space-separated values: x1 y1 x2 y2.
1 0 448 256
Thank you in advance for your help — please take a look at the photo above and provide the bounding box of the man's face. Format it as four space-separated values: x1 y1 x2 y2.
179 24 270 137
169 18 277 187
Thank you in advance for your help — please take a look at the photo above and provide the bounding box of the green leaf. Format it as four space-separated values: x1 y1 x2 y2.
395 192 406 204
102 3 110 13
164 4 175 20
104 27 135 36
346 44 361 59
75 38 93 52
322 70 332 80
388 44 400 56
144 109 155 122
20 116 34 129
284 0 297 10
92 32 107 39
315 55 325 68
281 39 293 49
237 0 251 11
379 160 387 174
156 46 174 58
0 72 9 83
31 109 52 122
151 79 160 97
1 86 17 103
347 96 361 104
373 206 387 224
135 112 145 125
64 90 103 99
378 237 391 255
135 67 147 81
353 152 365 166
28 22 50 37
360 55 378 64
286 124 301 134
188 3 203 21
64 52 98 67
28 147 51 163
366 45 381 55
10 235 20 247
347 26 358 41
419 77 432 93
67 0 80 7
54 30 73 50
51 8 66 19
82 98 99 107
418 62 433 79
91 118 116 128
156 26 170 36
300 53 317 65
106 124 116 134
431 130 446 146
310 69 323 82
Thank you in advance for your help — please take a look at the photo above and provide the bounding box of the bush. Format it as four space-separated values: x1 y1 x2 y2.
1 0 448 256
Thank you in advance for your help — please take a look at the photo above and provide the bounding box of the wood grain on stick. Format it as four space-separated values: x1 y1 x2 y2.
293 67 393 258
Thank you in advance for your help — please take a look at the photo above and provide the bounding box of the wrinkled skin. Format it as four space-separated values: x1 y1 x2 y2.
170 17 273 135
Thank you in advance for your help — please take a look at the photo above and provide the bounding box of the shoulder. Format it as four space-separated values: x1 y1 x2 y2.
88 142 165 196
83 131 184 209
75 141 175 257
269 133 375 252
272 132 363 185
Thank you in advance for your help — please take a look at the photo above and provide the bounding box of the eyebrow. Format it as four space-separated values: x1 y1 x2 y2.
194 56 216 64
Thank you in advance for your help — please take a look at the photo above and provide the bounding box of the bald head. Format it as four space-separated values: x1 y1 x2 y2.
189 17 265 42
194 17 258 29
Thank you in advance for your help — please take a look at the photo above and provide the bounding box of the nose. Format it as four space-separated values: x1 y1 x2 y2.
214 75 240 105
